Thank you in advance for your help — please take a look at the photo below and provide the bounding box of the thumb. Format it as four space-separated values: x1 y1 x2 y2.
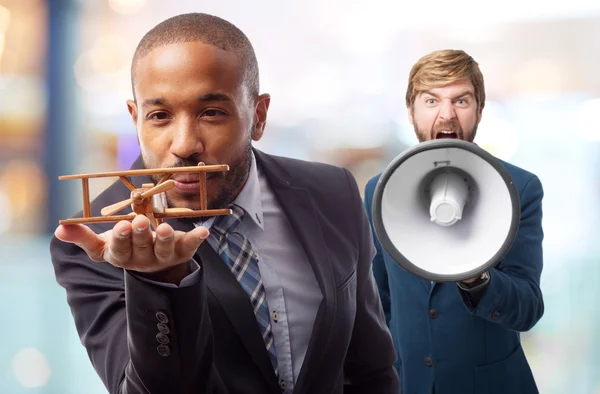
176 226 210 258
55 224 106 261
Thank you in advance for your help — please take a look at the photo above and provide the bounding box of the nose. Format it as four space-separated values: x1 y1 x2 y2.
169 117 204 160
438 99 457 120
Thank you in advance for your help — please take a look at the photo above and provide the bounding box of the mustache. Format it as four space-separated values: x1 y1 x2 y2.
145 158 223 183
431 120 463 138
169 159 226 181
433 120 461 132
164 158 218 168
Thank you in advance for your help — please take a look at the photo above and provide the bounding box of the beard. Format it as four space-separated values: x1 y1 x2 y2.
201 145 252 211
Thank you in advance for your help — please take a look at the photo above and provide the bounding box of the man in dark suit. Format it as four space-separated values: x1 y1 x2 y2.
50 13 399 394
363 49 545 394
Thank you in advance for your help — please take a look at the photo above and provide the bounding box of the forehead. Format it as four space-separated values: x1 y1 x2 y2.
133 41 244 99
418 80 475 98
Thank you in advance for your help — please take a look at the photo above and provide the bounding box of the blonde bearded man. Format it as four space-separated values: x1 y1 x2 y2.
363 49 544 394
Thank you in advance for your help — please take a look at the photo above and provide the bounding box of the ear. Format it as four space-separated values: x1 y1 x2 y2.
127 99 138 126
252 93 270 142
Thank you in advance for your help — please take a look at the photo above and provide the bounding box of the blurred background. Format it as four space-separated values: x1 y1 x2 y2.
0 0 598 393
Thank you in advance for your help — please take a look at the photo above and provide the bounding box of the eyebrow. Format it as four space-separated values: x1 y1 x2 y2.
141 93 233 108
422 90 475 100
142 98 167 108
197 93 232 103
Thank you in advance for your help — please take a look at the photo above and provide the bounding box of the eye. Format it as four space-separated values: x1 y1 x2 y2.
426 98 436 104
148 112 170 120
202 109 226 117
456 99 466 105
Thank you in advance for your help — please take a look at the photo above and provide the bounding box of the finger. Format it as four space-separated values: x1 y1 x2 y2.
55 224 107 262
175 226 209 260
129 215 154 262
106 220 133 264
154 222 175 263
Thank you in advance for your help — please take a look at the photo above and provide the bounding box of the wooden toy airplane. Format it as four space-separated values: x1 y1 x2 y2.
58 162 232 229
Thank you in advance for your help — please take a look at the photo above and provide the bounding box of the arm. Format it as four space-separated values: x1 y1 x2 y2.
458 174 545 332
50 236 215 394
342 169 400 393
362 177 392 326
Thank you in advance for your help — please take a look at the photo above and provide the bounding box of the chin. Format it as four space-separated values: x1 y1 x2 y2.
167 197 200 211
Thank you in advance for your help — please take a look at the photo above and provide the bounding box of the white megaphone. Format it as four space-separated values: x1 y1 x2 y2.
372 139 520 282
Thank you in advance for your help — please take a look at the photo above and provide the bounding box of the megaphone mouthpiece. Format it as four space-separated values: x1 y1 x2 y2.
429 171 469 226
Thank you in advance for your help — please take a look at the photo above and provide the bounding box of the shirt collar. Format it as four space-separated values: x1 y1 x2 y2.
195 150 264 231
232 150 264 230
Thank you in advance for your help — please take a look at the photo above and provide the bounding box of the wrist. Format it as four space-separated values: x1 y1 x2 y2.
458 271 490 290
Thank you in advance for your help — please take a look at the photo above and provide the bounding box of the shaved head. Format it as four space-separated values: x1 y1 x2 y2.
131 13 259 100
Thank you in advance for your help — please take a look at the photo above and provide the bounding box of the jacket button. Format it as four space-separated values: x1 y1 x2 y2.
157 344 171 357
156 311 169 324
157 323 170 335
491 311 500 319
429 309 438 319
156 333 170 345
425 357 433 367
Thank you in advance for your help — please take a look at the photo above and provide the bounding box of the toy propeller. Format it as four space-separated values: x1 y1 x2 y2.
100 180 175 217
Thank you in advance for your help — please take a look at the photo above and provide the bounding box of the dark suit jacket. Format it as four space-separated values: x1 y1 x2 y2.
363 158 544 394
50 149 399 394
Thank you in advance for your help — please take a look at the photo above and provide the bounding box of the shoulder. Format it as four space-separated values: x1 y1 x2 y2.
268 152 348 177
497 159 543 197
263 153 365 223
265 152 355 191
364 173 382 195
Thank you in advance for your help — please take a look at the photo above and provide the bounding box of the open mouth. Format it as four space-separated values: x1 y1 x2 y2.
435 130 458 139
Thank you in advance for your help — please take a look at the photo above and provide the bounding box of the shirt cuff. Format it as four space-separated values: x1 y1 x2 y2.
131 259 201 288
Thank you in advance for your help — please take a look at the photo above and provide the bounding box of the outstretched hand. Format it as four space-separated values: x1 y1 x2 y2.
55 215 209 281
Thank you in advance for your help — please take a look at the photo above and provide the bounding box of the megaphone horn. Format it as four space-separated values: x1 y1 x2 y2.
372 139 520 282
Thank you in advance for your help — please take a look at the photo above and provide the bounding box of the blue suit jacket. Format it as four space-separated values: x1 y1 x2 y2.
363 158 544 394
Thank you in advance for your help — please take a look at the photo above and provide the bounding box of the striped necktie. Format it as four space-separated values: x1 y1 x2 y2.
210 205 278 375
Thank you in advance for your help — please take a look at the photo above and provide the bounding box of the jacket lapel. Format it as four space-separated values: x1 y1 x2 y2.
254 150 335 394
198 243 281 393
422 278 434 293
164 216 280 391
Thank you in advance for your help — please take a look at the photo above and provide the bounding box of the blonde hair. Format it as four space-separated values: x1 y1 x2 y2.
405 49 485 109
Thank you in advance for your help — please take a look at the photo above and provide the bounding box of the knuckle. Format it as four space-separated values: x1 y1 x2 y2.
155 249 172 260
178 245 197 260
132 233 153 250
132 242 152 250
176 243 192 256
86 245 108 263
112 245 131 257
108 250 131 265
